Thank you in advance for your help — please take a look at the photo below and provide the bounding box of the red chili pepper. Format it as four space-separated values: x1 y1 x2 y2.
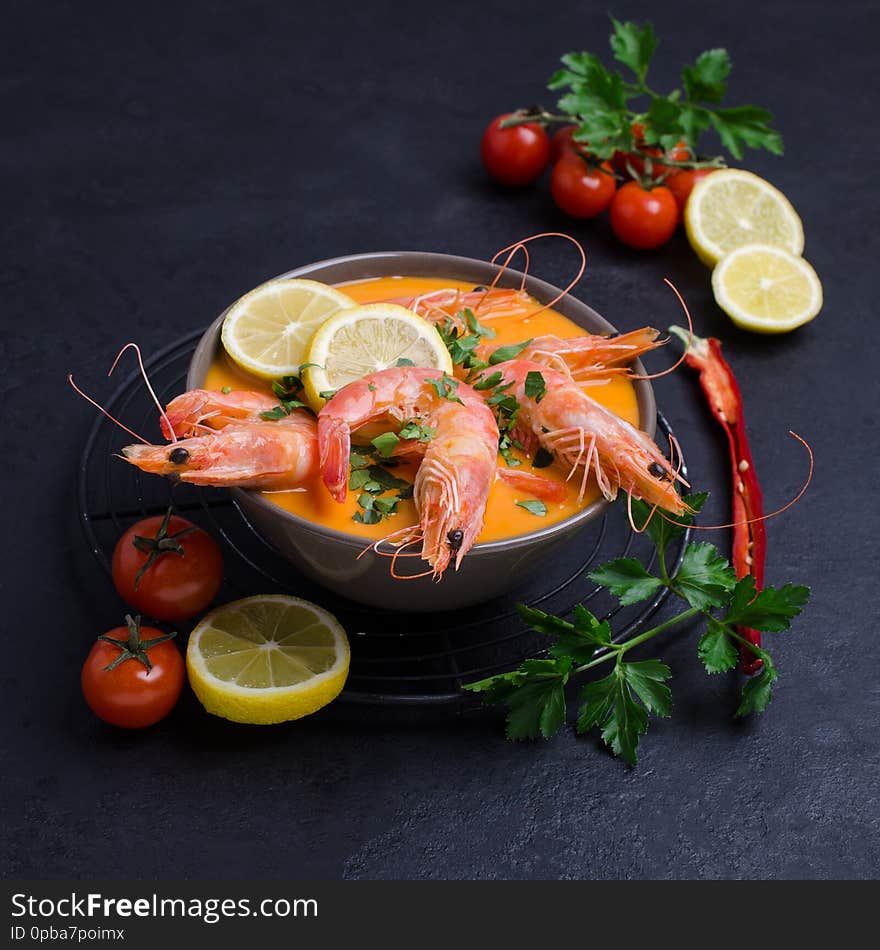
669 326 766 674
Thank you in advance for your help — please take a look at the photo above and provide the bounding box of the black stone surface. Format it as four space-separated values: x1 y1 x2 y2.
3 0 878 879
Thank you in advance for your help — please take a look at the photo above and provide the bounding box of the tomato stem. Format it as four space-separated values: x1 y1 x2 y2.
131 507 197 588
98 614 177 673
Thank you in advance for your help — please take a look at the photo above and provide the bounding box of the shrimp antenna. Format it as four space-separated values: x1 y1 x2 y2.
478 233 587 317
108 343 177 443
661 431 813 532
632 431 812 535
68 375 149 444
630 278 692 381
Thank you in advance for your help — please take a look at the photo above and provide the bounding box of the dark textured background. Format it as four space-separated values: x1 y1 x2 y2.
3 0 878 879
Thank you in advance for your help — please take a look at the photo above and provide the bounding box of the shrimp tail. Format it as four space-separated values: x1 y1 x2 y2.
317 415 351 503
496 467 567 503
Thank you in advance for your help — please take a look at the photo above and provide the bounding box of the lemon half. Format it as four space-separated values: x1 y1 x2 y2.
685 169 804 267
303 303 453 410
712 244 822 334
187 595 350 724
221 279 356 379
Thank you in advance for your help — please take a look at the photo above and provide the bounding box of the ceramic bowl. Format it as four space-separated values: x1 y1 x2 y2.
187 252 656 611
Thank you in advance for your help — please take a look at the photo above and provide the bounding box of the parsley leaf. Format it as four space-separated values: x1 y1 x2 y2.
681 48 730 104
395 357 414 367
318 389 337 401
398 418 436 442
473 370 504 391
723 575 810 631
259 400 310 421
463 657 571 741
371 431 400 458
609 17 657 82
272 375 303 401
735 654 778 718
489 339 533 365
575 671 617 735
697 618 739 674
517 602 610 664
427 373 464 404
710 106 782 159
623 660 673 717
590 557 663 606
516 499 547 517
349 448 372 470
577 665 658 767
673 542 737 609
524 370 547 403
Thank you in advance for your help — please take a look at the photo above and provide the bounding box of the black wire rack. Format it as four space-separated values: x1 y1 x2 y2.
77 330 691 719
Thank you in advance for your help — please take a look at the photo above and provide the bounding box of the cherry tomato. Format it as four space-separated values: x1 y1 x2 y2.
549 124 579 163
666 139 691 163
610 181 680 250
112 509 223 621
666 167 716 211
480 113 550 186
82 615 184 728
550 155 616 218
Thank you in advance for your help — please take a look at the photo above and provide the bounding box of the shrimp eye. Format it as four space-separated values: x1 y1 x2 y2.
648 462 667 479
472 285 489 293
169 447 190 465
447 529 464 551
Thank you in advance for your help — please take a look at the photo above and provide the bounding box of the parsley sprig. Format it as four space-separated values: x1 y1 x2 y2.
464 492 809 765
508 17 782 170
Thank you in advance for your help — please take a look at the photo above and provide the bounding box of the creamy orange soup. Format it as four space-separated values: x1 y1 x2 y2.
204 276 640 543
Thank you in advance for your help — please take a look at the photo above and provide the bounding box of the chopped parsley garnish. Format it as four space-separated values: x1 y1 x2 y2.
473 371 504 391
260 400 310 421
318 390 337 401
428 373 465 404
371 431 400 458
396 357 415 367
477 373 523 467
221 385 232 395
348 445 414 525
438 308 496 373
489 339 533 365
516 499 547 516
524 370 547 403
398 418 436 442
261 370 316 420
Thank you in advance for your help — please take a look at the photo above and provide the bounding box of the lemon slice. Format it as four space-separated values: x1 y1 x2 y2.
186 595 350 724
221 279 357 379
303 303 453 409
685 169 804 267
712 244 822 334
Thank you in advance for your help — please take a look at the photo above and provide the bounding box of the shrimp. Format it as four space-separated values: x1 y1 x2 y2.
485 360 687 514
477 328 663 383
160 389 279 439
318 366 498 576
383 287 535 326
122 389 318 489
